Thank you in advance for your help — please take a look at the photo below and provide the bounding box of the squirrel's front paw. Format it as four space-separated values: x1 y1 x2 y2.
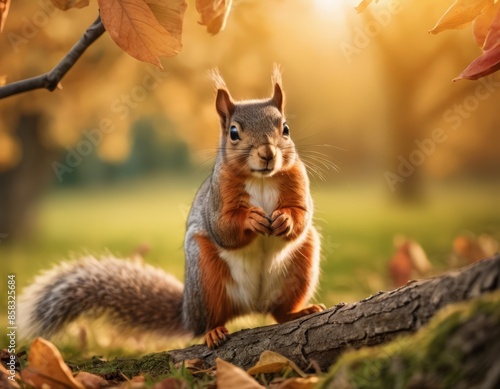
245 207 272 235
270 210 293 236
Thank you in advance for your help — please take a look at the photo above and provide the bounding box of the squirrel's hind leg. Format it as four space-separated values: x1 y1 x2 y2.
204 326 229 349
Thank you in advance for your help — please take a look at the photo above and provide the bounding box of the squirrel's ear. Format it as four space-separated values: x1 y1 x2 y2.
208 68 235 127
215 88 235 127
271 64 285 113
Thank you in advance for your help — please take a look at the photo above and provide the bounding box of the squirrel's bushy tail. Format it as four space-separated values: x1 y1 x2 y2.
19 256 190 340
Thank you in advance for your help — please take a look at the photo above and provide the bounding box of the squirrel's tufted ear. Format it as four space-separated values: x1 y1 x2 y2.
215 88 235 128
209 68 235 128
271 64 285 113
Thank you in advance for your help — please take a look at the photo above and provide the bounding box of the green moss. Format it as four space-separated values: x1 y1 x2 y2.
320 291 500 389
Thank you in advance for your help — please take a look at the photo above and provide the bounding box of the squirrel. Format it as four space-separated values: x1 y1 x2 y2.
19 65 324 349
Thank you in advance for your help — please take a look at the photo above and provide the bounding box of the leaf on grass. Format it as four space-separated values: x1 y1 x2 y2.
354 0 378 14
152 377 188 389
0 362 21 388
98 0 182 68
50 0 89 11
216 358 264 389
454 42 500 80
275 376 319 389
75 372 107 389
473 1 500 47
429 0 488 34
0 0 10 33
196 0 233 34
247 351 306 377
21 338 84 389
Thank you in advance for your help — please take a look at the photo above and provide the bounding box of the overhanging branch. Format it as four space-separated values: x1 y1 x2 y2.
0 15 105 99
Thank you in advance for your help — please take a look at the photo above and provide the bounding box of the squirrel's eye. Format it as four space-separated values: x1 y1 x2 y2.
283 123 290 137
229 125 240 141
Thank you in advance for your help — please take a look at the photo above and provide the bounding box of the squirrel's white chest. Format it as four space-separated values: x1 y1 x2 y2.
245 177 280 215
220 177 291 313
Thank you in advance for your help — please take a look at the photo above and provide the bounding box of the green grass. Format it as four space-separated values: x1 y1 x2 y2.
1 174 499 354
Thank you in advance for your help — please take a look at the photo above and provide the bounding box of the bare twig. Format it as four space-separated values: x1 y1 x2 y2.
0 15 105 99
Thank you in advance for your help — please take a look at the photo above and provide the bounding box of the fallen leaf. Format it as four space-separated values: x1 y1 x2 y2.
216 358 263 389
454 42 500 80
0 362 21 388
274 376 319 389
21 338 84 389
50 0 89 11
152 377 188 389
247 351 306 377
429 0 488 34
98 0 182 68
196 0 232 34
75 371 107 389
473 1 500 47
0 0 10 33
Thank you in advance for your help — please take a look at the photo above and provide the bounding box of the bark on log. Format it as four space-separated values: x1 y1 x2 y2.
168 255 500 372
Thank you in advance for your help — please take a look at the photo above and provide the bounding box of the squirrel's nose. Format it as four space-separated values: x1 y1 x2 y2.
258 144 276 162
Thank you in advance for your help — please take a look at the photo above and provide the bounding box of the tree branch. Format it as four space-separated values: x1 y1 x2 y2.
0 15 105 99
76 255 500 381
168 255 500 372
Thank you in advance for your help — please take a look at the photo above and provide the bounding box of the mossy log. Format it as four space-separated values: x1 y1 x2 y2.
78 255 500 379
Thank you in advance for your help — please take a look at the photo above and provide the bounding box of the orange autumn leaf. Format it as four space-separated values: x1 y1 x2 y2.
455 42 500 80
473 1 500 47
98 0 182 68
22 338 84 389
354 0 377 14
216 358 264 389
196 0 232 34
429 0 489 34
247 351 306 377
146 0 187 42
483 3 500 50
0 0 10 33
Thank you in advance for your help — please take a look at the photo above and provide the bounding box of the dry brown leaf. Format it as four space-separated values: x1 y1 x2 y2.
429 0 488 34
473 1 500 47
98 0 182 68
0 0 10 33
147 0 187 42
21 338 84 389
274 376 319 389
50 0 89 11
196 0 232 34
0 362 21 388
75 371 107 389
216 358 263 389
152 377 188 389
247 351 306 377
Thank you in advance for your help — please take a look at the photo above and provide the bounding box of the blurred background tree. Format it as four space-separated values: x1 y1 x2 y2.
1 0 499 237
